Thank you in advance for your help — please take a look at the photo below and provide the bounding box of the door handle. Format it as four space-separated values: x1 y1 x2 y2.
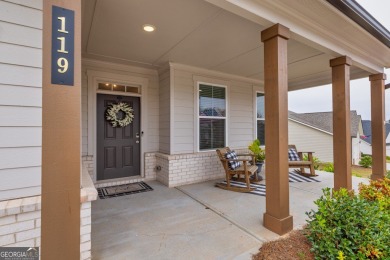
136 133 140 138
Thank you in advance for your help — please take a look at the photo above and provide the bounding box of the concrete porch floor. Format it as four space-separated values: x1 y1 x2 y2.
91 172 369 259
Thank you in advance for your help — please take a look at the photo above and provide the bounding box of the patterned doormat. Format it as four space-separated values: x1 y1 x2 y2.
97 182 153 199
217 172 320 197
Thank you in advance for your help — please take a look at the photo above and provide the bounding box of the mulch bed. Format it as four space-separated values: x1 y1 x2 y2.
252 229 314 260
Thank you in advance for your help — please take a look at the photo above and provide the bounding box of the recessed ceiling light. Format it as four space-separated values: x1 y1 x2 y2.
143 24 156 32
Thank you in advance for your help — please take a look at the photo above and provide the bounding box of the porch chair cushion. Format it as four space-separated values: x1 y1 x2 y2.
225 150 241 170
288 148 300 161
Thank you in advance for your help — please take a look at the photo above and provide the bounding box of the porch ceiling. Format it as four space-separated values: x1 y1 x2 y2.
82 0 369 90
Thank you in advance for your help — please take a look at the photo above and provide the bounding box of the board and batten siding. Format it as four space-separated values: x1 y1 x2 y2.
288 120 334 163
0 0 43 201
171 65 260 154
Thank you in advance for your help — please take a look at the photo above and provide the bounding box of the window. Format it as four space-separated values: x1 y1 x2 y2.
198 84 226 150
256 93 265 145
98 82 140 94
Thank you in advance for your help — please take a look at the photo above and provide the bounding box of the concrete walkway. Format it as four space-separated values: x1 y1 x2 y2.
91 172 369 259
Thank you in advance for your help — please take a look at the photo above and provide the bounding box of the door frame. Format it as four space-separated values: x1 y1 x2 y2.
87 69 149 183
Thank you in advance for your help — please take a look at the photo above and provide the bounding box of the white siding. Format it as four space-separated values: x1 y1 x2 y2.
172 70 193 153
171 65 259 154
228 80 253 148
351 137 360 165
0 0 43 201
159 68 171 154
360 141 372 155
288 120 334 163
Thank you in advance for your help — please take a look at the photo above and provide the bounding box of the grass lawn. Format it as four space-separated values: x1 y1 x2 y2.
317 163 372 178
351 165 372 178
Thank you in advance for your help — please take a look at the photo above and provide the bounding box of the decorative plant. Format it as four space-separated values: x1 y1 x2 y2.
248 139 265 162
306 188 390 259
303 154 321 170
359 155 372 168
323 162 334 173
359 176 390 211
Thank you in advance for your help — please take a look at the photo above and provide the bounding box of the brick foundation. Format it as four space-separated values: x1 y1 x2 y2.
0 167 97 260
0 197 92 259
147 149 250 187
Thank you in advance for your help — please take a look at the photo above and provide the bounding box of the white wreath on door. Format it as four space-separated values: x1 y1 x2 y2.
106 102 134 127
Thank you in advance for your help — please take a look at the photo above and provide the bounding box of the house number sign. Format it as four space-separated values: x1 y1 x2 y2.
51 6 74 85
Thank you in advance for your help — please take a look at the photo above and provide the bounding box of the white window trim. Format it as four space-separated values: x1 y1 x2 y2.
254 89 265 146
196 81 228 152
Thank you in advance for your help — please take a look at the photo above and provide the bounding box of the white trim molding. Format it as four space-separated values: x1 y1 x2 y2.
194 78 229 152
86 68 149 182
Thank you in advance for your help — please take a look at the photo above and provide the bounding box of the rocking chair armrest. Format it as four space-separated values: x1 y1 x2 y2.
236 154 256 161
236 154 256 159
220 158 250 162
299 151 315 154
236 153 253 157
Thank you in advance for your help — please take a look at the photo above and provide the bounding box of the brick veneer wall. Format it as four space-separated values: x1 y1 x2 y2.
84 149 251 188
82 155 94 179
146 149 250 187
0 197 41 248
0 197 93 260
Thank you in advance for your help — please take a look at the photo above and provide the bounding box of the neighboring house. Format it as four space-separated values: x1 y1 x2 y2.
288 111 363 164
361 120 390 156
0 0 389 256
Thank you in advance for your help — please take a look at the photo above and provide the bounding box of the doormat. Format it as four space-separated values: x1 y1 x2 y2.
217 172 320 197
97 182 153 199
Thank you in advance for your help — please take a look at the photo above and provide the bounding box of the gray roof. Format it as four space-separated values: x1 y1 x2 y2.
288 111 361 137
361 120 390 145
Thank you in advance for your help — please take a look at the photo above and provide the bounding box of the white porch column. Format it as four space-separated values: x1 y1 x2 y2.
261 24 293 235
370 73 387 180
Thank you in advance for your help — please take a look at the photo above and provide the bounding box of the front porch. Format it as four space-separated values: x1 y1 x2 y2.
91 172 368 259
35 0 390 258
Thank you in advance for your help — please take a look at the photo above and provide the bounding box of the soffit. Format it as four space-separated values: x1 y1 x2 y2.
82 0 372 89
219 0 390 72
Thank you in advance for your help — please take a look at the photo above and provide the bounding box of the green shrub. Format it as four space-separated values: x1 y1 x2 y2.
322 163 334 173
306 188 390 259
303 154 321 170
359 177 390 211
359 155 372 168
386 155 390 162
248 139 265 162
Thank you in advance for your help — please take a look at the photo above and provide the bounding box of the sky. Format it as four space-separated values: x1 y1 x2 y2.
288 0 390 121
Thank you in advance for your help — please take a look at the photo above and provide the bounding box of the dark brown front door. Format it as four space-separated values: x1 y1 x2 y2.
97 94 141 180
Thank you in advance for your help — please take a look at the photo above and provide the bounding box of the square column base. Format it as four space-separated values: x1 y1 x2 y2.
263 213 293 235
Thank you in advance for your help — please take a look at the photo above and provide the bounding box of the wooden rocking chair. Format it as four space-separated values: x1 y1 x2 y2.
216 147 258 192
288 145 316 176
